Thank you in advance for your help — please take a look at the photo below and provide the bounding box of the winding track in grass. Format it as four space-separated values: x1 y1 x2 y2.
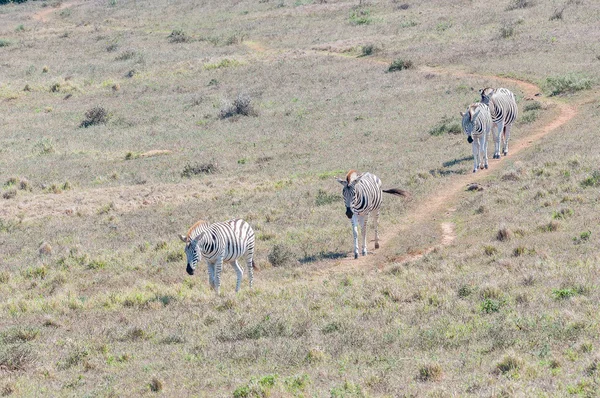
2 4 581 270
243 43 579 272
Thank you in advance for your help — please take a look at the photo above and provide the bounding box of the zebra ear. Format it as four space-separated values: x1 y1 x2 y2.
460 111 465 117
178 234 187 243
335 177 347 186
349 173 364 187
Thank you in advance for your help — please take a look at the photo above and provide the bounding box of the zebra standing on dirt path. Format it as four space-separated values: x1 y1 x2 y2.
461 102 493 173
336 170 410 259
480 87 518 158
179 219 256 294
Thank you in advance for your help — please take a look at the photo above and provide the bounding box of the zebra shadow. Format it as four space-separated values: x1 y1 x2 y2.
300 251 347 264
442 156 473 168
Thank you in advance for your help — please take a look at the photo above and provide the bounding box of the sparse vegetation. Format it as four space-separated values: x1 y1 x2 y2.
268 244 296 267
168 29 191 43
349 8 372 25
80 106 109 128
181 162 219 177
506 0 534 11
387 58 413 72
428 116 462 136
545 73 593 96
219 94 256 119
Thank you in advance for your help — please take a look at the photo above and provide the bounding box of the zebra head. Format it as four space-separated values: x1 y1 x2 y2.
179 233 201 275
336 171 363 219
460 104 481 143
479 87 495 105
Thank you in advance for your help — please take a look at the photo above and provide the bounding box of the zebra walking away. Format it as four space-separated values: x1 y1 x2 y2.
179 218 256 294
461 102 492 173
479 87 518 158
336 170 410 259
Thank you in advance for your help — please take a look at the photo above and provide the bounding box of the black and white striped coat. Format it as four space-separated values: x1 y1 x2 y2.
179 219 255 294
336 170 409 259
480 87 518 158
461 102 493 173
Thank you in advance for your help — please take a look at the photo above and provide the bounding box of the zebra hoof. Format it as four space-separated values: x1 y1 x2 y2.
485 164 488 169
473 169 477 173
375 243 380 249
503 152 508 156
354 253 358 260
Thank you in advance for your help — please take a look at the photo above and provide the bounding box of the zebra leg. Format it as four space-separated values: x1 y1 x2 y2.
214 256 224 294
373 209 380 249
503 124 512 156
359 214 368 256
483 132 489 169
351 215 359 259
493 122 501 159
207 261 215 290
496 120 505 156
246 255 254 289
231 260 243 293
472 140 479 173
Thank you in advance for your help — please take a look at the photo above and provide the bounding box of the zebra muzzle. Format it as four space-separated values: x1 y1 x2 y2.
467 136 473 144
345 207 353 219
186 264 195 276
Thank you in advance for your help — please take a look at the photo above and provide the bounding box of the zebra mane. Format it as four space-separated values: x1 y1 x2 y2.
346 170 359 183
186 220 209 242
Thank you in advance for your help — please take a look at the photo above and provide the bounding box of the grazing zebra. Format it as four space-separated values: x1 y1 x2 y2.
336 170 410 259
479 87 518 158
179 218 256 294
461 102 493 173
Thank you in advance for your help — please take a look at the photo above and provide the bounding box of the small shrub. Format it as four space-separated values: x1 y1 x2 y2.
168 29 191 43
0 344 37 372
499 22 515 38
203 58 241 70
33 138 55 155
80 106 109 128
38 242 52 256
457 285 472 298
553 288 577 300
166 251 184 263
315 189 337 206
115 49 136 61
581 170 600 187
349 8 372 25
483 245 498 256
106 43 119 52
545 74 593 96
219 94 256 119
388 58 413 72
496 355 522 374
2 190 16 200
519 110 538 124
149 378 163 392
573 230 591 244
550 6 565 20
552 208 573 219
428 116 462 136
481 298 501 313
181 162 219 177
268 244 295 267
0 39 11 47
506 0 534 10
360 43 378 56
417 363 443 382
539 221 560 232
497 227 513 242
523 101 542 111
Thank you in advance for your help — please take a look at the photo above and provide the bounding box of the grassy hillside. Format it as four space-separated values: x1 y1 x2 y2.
1 0 599 396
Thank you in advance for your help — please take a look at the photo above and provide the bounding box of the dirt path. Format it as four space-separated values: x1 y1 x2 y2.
250 44 578 272
32 1 75 22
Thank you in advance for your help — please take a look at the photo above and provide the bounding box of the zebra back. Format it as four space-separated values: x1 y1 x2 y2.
350 172 382 215
196 219 254 263
482 87 518 125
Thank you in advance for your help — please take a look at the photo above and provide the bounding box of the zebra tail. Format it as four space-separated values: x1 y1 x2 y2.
382 188 411 198
252 259 259 271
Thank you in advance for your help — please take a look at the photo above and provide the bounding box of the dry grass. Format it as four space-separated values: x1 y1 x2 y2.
0 0 598 396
